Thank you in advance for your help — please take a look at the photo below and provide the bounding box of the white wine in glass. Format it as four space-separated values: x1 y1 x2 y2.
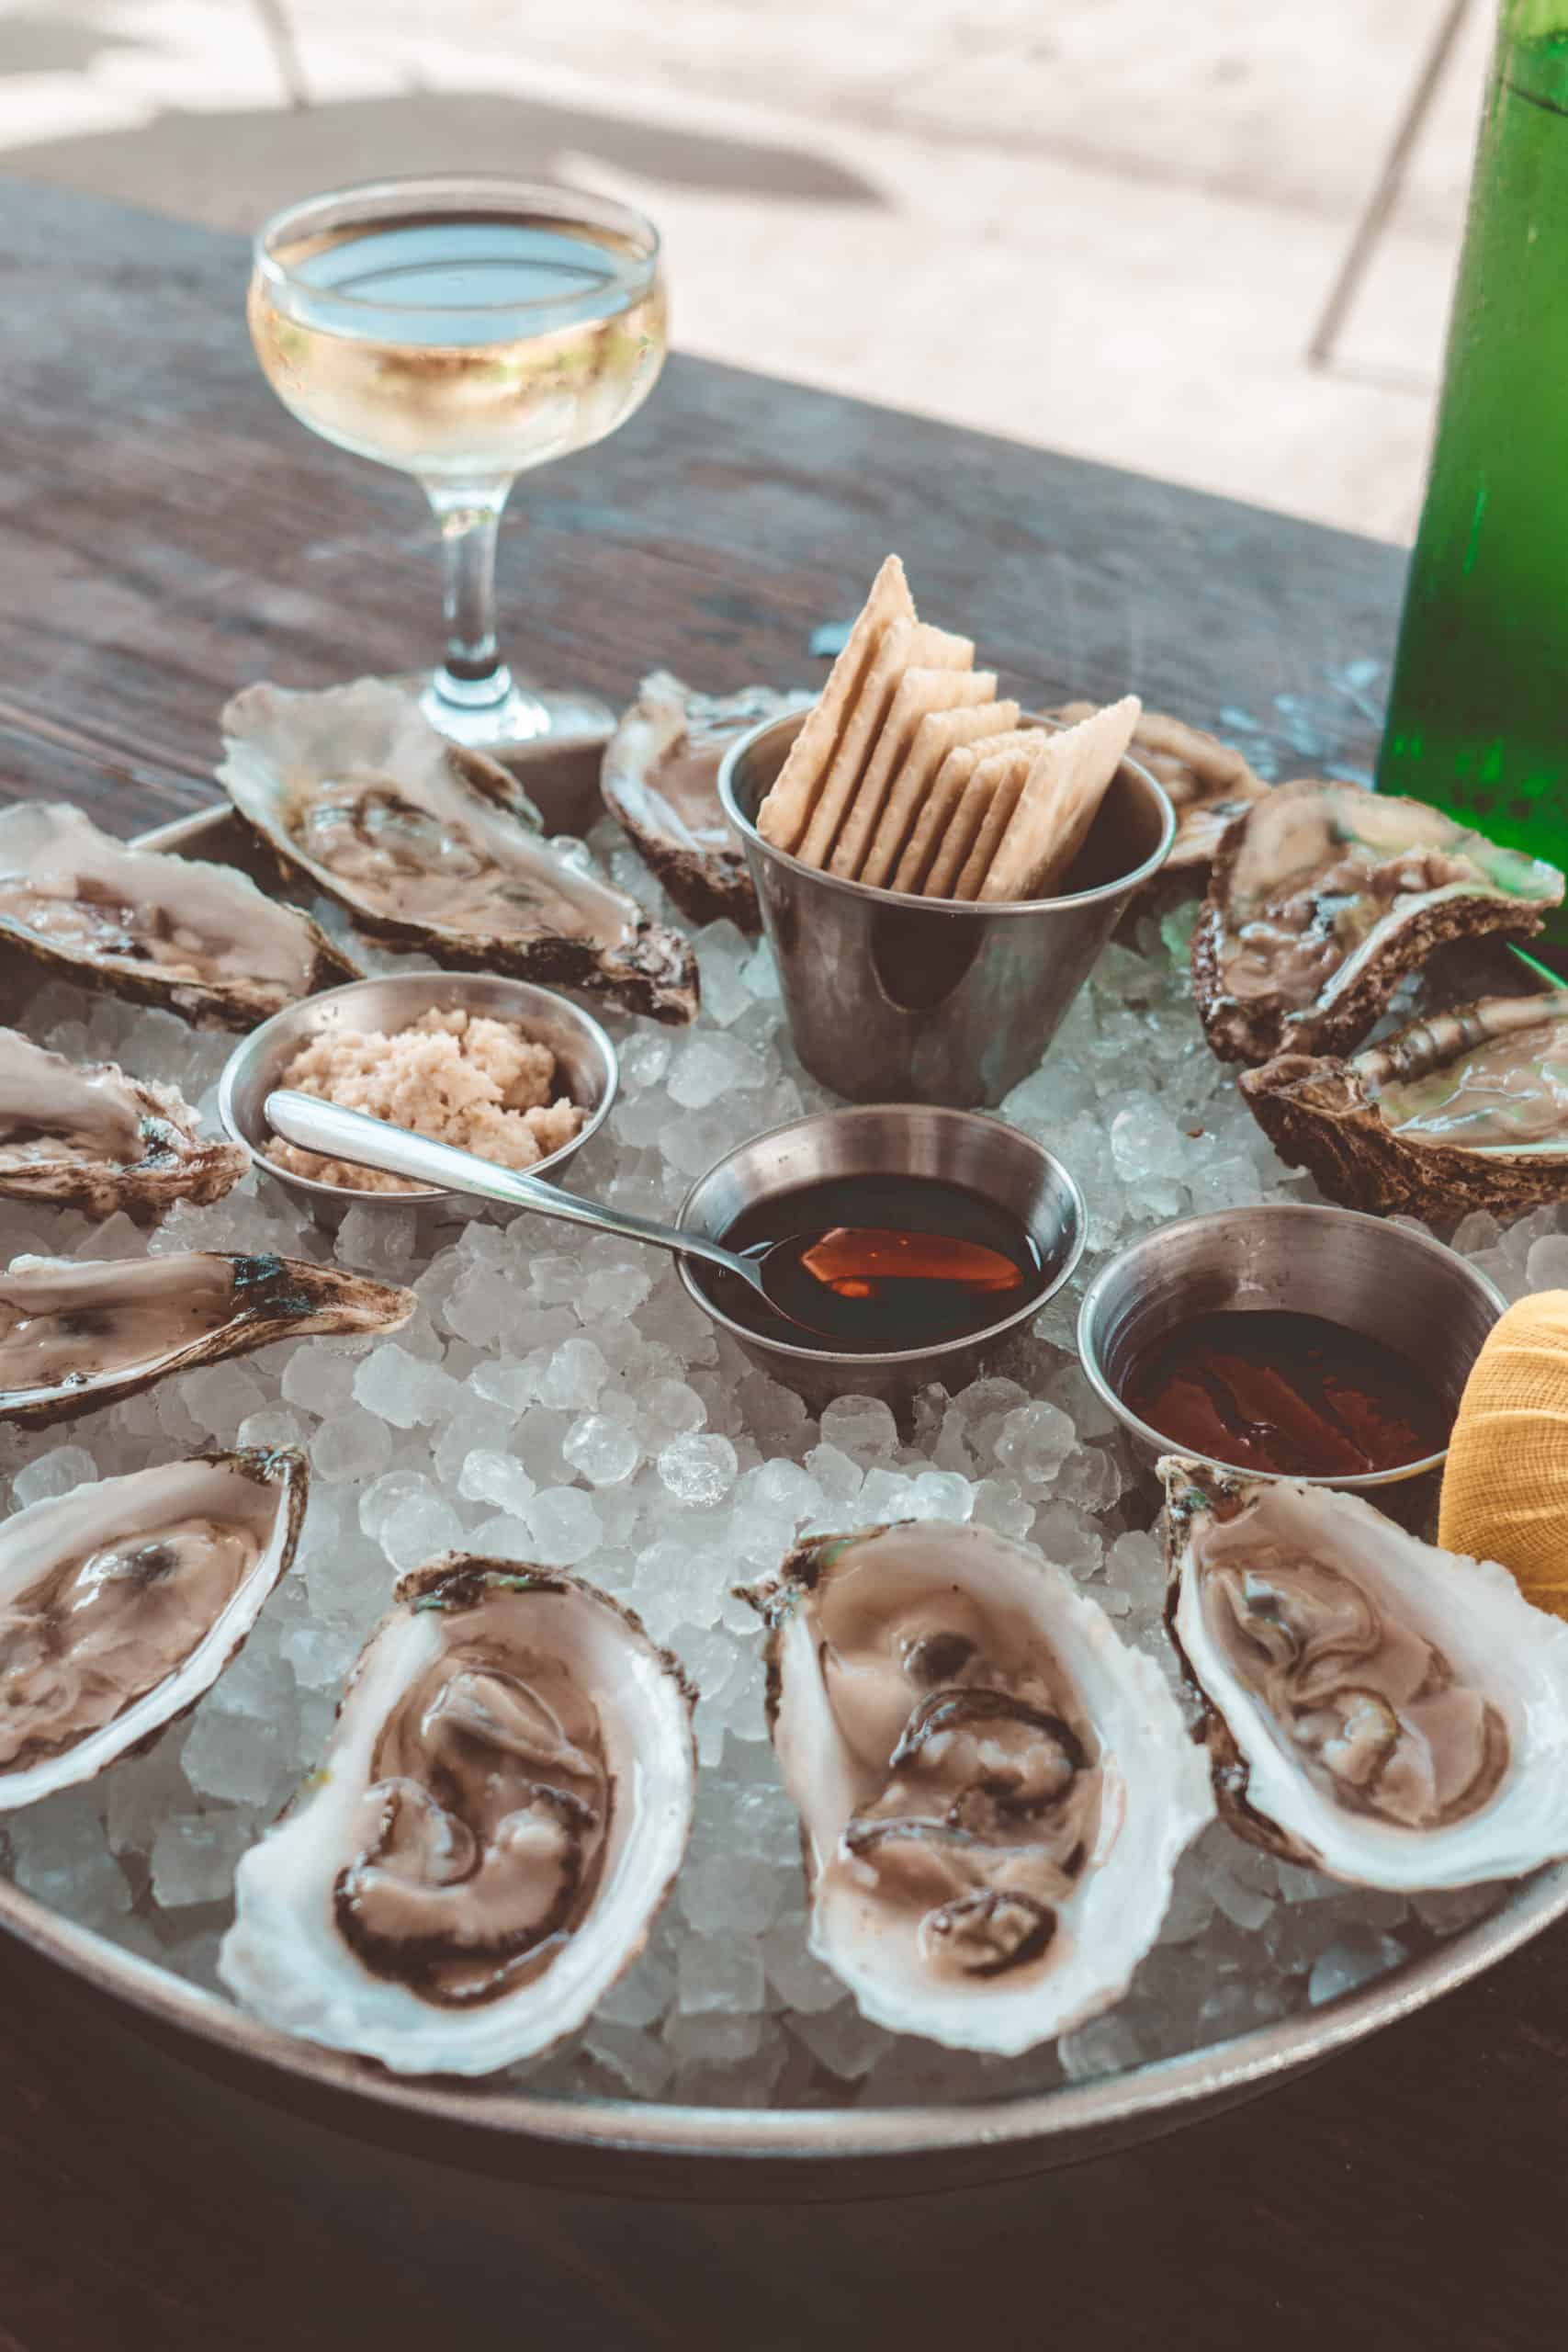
249 175 668 761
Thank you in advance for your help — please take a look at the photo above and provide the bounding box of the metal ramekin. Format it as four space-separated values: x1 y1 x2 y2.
219 971 618 1227
717 708 1175 1109
676 1102 1085 1406
1077 1203 1506 1508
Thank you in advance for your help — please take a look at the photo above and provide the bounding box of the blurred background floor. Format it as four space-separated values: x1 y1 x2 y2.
0 0 1488 539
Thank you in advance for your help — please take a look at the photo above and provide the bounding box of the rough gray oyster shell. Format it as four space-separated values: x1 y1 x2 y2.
0 803 359 1028
0 1250 412 1425
219 680 700 1025
220 1556 697 2075
0 1027 247 1217
1048 701 1265 871
1191 779 1562 1064
0 1446 306 1809
1162 1456 1568 1889
602 672 811 930
1242 992 1568 1217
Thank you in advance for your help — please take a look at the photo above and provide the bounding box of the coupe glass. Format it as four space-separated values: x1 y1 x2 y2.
248 174 667 761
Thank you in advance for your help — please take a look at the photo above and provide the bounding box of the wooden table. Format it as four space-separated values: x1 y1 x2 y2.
0 181 1562 2352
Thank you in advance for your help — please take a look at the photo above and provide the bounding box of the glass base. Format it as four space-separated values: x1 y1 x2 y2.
386 669 616 837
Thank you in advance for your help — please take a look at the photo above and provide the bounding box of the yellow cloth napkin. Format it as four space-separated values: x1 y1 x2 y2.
1439 1289 1568 1618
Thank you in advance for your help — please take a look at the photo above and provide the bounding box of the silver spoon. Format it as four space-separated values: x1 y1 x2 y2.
264 1091 1030 1345
263 1088 844 1336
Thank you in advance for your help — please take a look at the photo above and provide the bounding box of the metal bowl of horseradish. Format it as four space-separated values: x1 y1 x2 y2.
218 970 618 1227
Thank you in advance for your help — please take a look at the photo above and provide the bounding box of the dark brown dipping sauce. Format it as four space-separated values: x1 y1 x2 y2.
708 1174 1045 1352
1122 1307 1450 1478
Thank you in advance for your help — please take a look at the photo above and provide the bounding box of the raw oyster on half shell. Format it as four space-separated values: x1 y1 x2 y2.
742 1521 1212 2054
1242 992 1568 1216
0 1447 305 1809
219 681 700 1024
1162 1457 1568 1889
602 671 811 929
220 1557 697 2075
0 803 359 1028
1048 701 1266 871
0 1251 413 1426
0 1027 246 1216
1192 779 1562 1065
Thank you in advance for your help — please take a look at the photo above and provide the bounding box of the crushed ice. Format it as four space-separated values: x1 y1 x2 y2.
0 848 1525 2110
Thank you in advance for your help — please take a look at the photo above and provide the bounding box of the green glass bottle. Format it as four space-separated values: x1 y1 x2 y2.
1378 0 1568 956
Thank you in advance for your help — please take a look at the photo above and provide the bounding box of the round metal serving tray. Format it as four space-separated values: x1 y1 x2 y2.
3 1859 1565 2199
17 799 1551 2201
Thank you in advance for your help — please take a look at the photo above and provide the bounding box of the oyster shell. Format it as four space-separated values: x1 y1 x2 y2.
742 1521 1212 2053
1241 992 1568 1217
602 672 811 930
0 803 359 1028
220 1557 697 2075
1192 780 1562 1064
1048 701 1265 870
219 682 700 1025
0 1251 413 1426
0 1027 247 1217
1162 1457 1568 1888
0 1447 305 1809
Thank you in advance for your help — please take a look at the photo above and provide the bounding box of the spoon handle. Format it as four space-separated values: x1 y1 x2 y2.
263 1090 757 1283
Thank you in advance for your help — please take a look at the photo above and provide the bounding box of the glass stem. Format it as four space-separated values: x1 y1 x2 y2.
427 480 514 710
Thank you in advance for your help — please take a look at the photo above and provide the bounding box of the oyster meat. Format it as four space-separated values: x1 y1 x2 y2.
1049 701 1266 871
220 1558 697 2075
220 681 700 1025
743 1521 1212 2053
1163 1457 1568 1888
0 803 359 1028
0 1447 304 1809
1192 779 1562 1064
0 1027 247 1216
602 672 811 930
1242 992 1568 1217
0 1251 412 1426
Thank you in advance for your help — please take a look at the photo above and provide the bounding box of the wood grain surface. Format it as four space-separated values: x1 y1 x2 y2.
0 179 1560 2352
3 185 1400 833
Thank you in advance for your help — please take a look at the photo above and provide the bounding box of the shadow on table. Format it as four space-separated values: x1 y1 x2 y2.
0 6 149 80
0 85 886 232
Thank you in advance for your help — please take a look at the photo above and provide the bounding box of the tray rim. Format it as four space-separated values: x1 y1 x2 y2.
3 1847 1561 2165
0 792 1554 2171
